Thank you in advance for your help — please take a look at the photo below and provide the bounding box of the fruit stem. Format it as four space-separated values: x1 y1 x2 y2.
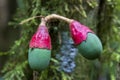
19 14 73 25
40 18 46 26
45 14 73 23
37 18 47 30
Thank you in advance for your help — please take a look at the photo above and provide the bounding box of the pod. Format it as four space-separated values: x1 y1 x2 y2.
69 20 103 60
28 23 51 71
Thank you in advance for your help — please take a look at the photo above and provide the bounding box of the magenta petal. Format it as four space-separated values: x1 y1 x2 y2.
69 20 94 45
29 25 51 50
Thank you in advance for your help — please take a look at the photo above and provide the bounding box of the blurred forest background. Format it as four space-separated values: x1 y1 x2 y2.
0 0 120 80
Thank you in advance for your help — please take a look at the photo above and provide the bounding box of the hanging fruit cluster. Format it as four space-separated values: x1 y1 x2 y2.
28 19 51 71
56 32 78 73
28 14 103 72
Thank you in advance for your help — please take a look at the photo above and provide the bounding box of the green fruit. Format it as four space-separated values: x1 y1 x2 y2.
28 48 51 71
78 33 103 60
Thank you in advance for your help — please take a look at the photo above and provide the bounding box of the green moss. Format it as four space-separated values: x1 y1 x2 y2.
78 33 103 60
28 48 51 71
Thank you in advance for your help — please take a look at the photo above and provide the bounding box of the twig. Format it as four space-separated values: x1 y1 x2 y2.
44 14 73 23
33 71 39 80
19 16 44 25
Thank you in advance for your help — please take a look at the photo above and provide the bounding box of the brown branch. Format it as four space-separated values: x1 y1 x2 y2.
33 71 39 80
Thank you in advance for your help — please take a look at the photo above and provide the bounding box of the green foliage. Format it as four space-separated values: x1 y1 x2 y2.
2 61 27 80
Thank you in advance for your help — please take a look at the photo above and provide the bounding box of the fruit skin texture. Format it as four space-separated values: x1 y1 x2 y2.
78 33 103 59
69 20 94 45
69 20 103 60
29 25 51 50
28 48 51 71
28 24 51 71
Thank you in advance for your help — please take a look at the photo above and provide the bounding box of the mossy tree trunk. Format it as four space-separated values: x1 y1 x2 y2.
97 0 114 46
97 0 119 80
